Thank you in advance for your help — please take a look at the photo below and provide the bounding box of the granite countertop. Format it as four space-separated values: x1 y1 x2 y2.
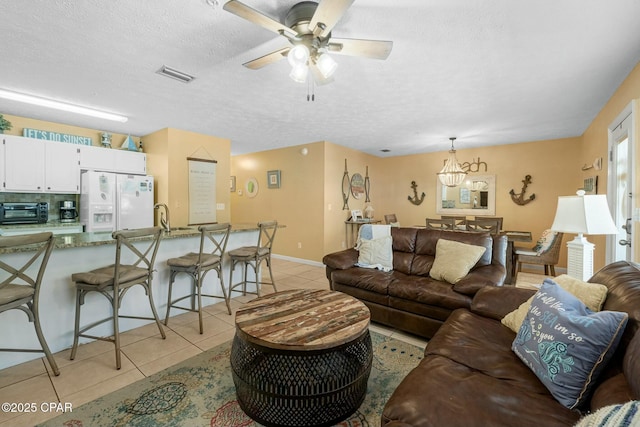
0 223 262 254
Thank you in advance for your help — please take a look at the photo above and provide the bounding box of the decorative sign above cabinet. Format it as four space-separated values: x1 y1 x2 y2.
23 128 92 145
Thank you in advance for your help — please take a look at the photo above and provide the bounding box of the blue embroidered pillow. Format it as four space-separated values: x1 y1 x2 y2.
512 279 628 409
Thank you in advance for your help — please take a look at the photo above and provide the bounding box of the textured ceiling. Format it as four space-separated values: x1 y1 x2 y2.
1 0 640 156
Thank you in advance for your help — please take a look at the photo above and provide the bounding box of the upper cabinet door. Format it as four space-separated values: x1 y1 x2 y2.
45 141 80 193
79 144 116 171
3 135 45 192
114 150 146 174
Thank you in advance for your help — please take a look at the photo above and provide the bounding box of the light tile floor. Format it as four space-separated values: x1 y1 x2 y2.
0 258 427 427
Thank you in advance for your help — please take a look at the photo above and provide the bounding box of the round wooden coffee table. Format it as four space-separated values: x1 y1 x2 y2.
230 289 372 427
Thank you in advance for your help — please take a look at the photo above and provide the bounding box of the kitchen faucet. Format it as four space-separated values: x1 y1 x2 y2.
154 203 171 232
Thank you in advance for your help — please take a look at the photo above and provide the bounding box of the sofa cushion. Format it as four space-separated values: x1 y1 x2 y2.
389 276 472 313
331 267 393 296
390 227 417 275
574 400 640 427
512 280 628 409
502 275 608 333
429 239 487 284
411 229 493 276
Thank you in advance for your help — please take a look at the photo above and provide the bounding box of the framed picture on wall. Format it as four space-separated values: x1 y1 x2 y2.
582 175 598 195
267 170 281 189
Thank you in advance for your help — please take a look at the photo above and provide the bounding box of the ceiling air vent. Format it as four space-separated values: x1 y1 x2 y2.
156 65 195 83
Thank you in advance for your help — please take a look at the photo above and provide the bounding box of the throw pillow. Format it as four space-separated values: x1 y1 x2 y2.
532 229 559 254
574 401 640 427
501 275 608 333
512 279 628 409
355 235 393 272
429 239 486 284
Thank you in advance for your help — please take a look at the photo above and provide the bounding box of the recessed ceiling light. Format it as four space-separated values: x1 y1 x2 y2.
380 149 391 152
0 88 128 122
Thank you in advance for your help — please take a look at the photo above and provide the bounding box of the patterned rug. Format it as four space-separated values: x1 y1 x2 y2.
38 331 423 427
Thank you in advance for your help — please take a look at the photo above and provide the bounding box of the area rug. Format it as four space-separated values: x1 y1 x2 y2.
38 332 423 427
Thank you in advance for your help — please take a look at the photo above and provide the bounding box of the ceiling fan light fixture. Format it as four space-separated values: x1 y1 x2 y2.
289 64 308 83
287 44 310 67
315 53 338 79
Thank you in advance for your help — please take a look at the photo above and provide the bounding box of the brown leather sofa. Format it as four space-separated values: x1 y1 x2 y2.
322 227 507 339
381 261 640 427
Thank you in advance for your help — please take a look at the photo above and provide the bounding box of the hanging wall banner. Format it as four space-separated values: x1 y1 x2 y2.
188 157 217 225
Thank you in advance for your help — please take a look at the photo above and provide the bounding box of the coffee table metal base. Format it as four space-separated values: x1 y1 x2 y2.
231 330 372 427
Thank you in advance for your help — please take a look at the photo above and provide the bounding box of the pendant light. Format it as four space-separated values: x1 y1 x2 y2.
437 137 467 187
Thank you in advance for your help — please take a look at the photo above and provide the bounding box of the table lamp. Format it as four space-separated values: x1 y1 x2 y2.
550 190 618 280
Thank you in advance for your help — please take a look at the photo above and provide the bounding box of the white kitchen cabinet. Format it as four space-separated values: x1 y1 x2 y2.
79 145 146 175
2 135 80 193
3 135 46 192
45 141 80 193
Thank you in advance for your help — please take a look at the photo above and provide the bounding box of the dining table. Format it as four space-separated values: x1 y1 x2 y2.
502 230 533 285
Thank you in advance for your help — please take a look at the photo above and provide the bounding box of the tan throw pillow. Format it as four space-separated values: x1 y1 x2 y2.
501 274 608 332
429 239 487 284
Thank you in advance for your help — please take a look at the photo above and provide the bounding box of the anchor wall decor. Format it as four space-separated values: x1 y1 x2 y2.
408 181 426 205
509 175 536 206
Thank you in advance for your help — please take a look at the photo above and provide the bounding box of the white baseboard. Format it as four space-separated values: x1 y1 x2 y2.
272 254 324 267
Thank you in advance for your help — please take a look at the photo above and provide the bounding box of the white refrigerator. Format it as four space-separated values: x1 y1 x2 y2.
80 171 154 232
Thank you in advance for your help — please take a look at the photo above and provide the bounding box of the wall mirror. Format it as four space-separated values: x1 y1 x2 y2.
436 174 496 216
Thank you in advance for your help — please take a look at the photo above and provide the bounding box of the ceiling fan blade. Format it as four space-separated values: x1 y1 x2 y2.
328 38 393 60
242 47 291 69
223 0 297 38
309 62 335 86
309 0 355 37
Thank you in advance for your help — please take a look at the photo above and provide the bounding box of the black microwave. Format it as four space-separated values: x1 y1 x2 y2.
0 202 49 225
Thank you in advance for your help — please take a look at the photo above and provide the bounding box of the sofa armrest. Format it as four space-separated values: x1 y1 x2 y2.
322 248 358 270
453 264 506 295
470 286 536 321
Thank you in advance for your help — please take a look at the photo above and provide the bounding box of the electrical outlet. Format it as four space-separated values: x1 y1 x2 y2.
297 242 302 249
328 203 332 211
341 241 346 248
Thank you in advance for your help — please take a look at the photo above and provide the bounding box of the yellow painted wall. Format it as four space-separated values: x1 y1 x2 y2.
143 128 231 227
580 62 640 267
231 142 326 260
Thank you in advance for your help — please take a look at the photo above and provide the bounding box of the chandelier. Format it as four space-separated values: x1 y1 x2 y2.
437 137 467 187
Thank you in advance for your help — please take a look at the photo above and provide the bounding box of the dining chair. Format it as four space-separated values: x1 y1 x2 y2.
516 230 564 275
441 215 466 229
384 214 398 225
474 216 503 232
426 218 455 230
466 218 501 234
70 226 165 369
165 223 232 334
228 221 278 298
0 232 59 375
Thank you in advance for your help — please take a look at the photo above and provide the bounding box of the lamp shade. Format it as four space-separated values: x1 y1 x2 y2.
550 193 618 235
437 149 466 187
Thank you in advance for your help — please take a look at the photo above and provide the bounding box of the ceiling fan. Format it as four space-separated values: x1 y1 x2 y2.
222 0 393 84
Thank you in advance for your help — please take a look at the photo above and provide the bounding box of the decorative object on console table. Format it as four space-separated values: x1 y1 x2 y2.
267 170 281 189
509 175 536 205
0 114 12 133
550 190 618 280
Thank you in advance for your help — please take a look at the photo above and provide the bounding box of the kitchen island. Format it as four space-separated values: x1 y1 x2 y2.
0 224 264 370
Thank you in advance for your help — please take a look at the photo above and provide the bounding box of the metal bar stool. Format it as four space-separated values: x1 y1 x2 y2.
70 227 165 369
0 232 59 375
228 221 278 298
165 223 232 334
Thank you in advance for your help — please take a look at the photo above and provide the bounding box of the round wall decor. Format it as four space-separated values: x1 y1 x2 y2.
246 177 259 198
